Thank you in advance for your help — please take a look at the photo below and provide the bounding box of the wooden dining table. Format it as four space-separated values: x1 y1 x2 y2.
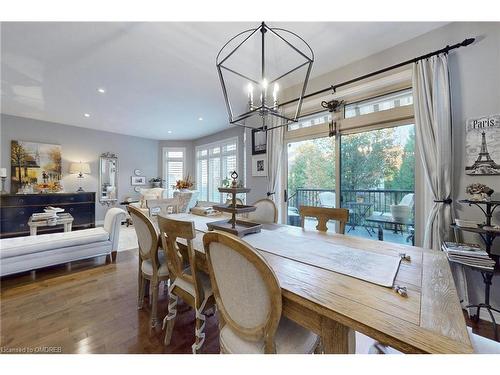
166 213 473 354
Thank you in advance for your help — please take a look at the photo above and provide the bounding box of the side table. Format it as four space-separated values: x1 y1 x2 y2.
452 198 500 340
28 213 74 236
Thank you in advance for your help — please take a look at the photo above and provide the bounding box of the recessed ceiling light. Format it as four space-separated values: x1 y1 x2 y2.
84 113 90 118
167 130 172 134
198 117 203 121
97 88 106 94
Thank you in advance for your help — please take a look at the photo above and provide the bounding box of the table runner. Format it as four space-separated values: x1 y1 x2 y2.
242 230 401 287
172 214 401 288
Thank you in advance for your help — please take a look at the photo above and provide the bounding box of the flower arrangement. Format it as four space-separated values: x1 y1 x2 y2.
466 183 494 201
174 174 194 190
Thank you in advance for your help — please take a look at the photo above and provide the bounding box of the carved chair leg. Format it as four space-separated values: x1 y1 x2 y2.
192 313 206 354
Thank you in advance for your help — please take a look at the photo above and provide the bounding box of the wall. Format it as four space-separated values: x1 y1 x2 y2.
1 114 159 222
244 128 269 203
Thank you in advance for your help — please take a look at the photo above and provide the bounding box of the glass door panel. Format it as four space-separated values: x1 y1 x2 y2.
286 136 335 229
340 124 415 244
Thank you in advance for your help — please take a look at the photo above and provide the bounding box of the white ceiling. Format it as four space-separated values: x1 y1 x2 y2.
1 22 447 140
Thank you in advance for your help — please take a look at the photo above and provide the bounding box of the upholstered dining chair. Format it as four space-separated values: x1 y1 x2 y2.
246 198 278 224
203 230 320 354
299 206 349 234
127 205 168 329
157 215 215 353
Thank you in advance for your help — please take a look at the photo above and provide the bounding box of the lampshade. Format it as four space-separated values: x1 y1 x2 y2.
70 162 91 175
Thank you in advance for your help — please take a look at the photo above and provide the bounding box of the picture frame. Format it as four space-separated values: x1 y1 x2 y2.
465 114 500 176
252 155 267 177
131 176 146 185
251 128 267 155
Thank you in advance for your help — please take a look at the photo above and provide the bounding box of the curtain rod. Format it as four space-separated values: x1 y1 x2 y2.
279 37 475 108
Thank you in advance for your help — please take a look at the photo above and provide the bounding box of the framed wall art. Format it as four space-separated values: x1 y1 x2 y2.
465 114 500 175
131 176 146 185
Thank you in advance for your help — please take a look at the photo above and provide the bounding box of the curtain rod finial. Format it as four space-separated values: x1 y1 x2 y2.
462 38 475 46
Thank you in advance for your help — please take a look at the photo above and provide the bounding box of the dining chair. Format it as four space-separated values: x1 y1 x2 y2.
246 198 278 224
299 206 349 234
203 230 320 354
127 205 168 329
157 215 215 353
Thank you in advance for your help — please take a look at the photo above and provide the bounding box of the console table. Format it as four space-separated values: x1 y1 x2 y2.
452 199 499 340
0 192 95 238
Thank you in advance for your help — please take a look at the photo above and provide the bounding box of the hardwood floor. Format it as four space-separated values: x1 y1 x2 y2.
0 250 220 354
1 248 497 354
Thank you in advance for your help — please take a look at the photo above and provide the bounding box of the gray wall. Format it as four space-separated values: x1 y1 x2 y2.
1 114 159 222
244 128 269 203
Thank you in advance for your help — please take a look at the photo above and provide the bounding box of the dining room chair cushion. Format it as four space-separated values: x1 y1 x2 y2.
171 269 212 297
141 252 168 277
209 241 271 329
220 316 319 354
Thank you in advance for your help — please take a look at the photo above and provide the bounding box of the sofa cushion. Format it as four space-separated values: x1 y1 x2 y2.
0 228 110 259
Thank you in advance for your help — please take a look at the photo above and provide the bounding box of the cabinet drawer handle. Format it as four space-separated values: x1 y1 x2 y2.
19 210 25 215
69 208 74 212
18 199 24 204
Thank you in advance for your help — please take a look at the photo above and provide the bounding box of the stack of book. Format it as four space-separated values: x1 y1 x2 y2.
441 242 496 271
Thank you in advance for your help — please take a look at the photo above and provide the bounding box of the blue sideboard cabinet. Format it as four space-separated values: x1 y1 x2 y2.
0 192 96 238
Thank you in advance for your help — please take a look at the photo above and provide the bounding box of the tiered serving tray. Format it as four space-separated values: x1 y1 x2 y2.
206 187 262 237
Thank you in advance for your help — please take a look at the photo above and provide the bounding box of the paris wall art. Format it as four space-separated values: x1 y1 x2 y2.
465 114 500 176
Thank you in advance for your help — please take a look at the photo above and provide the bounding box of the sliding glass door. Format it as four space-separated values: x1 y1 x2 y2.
340 124 415 244
286 136 335 228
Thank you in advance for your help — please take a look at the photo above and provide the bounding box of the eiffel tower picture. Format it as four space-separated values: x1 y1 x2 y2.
466 131 500 175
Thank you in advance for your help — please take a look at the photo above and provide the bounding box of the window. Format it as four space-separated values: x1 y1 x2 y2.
163 147 186 198
288 113 332 131
344 89 413 119
196 137 238 203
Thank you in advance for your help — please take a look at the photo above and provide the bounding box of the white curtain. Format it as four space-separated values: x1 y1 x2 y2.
266 116 285 218
412 54 454 251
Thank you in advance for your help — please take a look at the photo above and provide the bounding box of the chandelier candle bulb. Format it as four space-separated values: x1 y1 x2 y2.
261 79 268 105
273 83 279 107
247 83 254 108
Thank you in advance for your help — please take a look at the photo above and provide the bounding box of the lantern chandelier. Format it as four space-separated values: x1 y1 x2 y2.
216 22 314 131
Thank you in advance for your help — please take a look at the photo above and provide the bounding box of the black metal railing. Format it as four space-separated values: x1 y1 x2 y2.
288 188 414 215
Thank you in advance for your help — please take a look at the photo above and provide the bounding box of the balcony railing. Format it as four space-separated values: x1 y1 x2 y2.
288 188 414 214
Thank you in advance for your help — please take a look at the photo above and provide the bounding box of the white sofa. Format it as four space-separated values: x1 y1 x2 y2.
0 208 126 277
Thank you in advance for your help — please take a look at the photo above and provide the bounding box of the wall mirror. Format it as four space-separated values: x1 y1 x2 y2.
99 152 118 205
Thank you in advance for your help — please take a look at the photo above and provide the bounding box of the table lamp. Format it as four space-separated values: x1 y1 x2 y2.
70 162 91 192
0 168 7 194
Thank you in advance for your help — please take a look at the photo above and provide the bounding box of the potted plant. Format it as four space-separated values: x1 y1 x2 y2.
174 174 194 191
149 177 164 188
